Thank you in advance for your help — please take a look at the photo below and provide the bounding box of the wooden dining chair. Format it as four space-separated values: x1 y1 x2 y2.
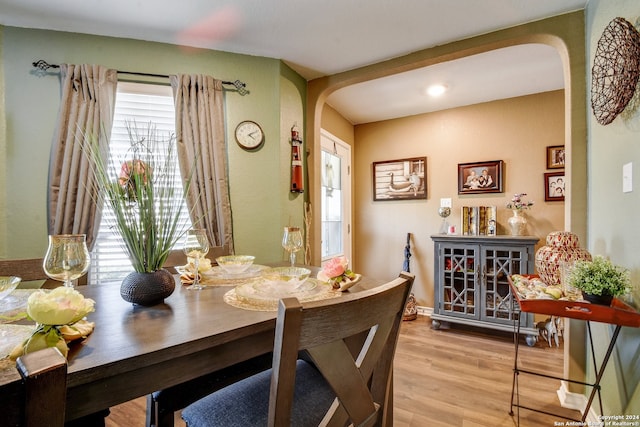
180 271 414 427
161 244 230 273
0 258 68 288
1 347 68 427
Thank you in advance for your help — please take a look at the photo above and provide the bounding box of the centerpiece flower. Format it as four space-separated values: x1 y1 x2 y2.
10 287 95 359
317 256 360 290
83 121 196 305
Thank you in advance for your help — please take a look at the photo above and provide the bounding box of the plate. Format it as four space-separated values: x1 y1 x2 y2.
0 324 35 359
177 264 270 285
232 278 338 310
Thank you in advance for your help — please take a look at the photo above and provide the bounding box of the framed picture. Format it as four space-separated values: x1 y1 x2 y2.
372 157 426 201
457 160 503 194
546 145 565 169
544 172 565 201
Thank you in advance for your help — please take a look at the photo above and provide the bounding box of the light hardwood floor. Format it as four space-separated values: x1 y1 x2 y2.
105 315 580 426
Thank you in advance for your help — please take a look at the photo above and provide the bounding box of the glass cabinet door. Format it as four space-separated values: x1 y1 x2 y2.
439 244 479 320
481 245 528 326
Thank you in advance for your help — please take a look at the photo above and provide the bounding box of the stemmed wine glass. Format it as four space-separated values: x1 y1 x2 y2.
183 229 210 290
43 234 91 288
282 227 303 266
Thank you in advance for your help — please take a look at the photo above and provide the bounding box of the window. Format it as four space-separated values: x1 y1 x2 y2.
89 82 192 284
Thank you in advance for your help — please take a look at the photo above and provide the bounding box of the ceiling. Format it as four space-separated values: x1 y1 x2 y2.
0 0 587 124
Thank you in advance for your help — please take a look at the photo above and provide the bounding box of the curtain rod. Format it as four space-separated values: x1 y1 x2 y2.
32 60 248 96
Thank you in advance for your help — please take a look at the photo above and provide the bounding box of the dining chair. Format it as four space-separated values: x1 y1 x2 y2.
180 271 414 427
1 347 68 427
0 257 71 288
161 244 230 274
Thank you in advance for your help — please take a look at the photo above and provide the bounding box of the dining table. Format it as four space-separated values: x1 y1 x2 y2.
0 264 386 424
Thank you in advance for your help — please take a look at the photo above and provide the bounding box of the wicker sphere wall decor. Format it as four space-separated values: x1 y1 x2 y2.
591 17 640 125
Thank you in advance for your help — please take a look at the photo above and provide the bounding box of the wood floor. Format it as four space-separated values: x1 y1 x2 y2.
105 315 580 426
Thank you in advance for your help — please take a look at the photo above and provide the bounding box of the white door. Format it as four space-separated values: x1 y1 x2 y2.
320 130 352 265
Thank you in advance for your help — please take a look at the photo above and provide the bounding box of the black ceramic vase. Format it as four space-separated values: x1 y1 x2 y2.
582 291 613 306
120 269 175 306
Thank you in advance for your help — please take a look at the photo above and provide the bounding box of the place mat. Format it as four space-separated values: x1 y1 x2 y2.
0 289 41 323
224 279 341 312
0 324 36 370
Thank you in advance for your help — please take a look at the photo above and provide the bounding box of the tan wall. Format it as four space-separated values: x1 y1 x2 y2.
353 90 565 307
321 104 355 147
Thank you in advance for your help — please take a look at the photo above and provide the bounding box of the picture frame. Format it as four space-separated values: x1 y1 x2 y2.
457 160 503 194
372 157 426 201
546 145 565 169
544 172 565 201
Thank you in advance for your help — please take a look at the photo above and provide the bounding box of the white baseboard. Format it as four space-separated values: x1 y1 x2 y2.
415 305 432 317
557 381 600 423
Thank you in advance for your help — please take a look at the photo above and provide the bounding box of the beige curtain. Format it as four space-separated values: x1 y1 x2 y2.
47 64 117 250
170 74 233 252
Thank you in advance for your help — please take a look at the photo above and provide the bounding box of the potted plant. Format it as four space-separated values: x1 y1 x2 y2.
83 121 195 305
567 256 631 305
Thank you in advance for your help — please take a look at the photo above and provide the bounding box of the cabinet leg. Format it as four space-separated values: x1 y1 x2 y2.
432 319 441 329
525 334 537 347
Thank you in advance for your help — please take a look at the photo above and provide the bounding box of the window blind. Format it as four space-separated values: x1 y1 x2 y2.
89 82 192 284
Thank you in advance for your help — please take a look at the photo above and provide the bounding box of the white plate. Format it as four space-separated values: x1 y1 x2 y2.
177 264 270 285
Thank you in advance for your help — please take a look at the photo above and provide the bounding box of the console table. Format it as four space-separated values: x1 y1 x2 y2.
508 275 640 425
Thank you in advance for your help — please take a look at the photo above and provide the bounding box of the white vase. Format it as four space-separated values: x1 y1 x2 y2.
507 210 527 236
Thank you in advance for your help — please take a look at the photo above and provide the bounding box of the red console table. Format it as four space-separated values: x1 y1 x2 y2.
508 275 640 424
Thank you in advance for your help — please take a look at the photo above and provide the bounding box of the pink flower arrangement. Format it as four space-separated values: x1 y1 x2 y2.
506 193 534 210
317 256 357 289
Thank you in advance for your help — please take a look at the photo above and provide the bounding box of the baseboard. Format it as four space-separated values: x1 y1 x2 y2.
415 305 432 317
557 381 600 423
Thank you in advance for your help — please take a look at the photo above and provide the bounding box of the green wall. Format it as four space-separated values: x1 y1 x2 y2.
0 26 306 264
586 0 640 417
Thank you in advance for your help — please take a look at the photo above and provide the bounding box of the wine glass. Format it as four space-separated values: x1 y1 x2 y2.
183 229 210 290
282 227 303 266
43 234 91 288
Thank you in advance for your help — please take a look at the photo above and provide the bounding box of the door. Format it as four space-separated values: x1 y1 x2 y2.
320 130 352 265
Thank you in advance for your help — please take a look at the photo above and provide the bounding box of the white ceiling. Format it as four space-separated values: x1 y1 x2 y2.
0 0 586 124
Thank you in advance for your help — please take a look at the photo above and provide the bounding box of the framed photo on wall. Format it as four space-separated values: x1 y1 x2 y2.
372 157 426 201
544 172 565 201
546 145 565 169
457 160 503 194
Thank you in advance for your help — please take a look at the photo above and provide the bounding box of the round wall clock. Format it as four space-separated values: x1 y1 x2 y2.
235 120 264 150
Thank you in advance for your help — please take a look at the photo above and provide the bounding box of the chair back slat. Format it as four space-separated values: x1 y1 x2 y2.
0 258 67 287
268 272 414 427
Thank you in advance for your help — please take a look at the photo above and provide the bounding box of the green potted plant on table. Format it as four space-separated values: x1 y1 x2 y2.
567 256 631 305
83 122 195 306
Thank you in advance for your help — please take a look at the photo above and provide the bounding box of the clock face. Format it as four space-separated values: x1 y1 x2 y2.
235 121 264 150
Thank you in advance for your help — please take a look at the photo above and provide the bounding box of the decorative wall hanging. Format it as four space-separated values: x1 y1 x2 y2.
544 172 565 202
372 157 426 201
546 145 565 169
457 160 503 194
591 17 640 125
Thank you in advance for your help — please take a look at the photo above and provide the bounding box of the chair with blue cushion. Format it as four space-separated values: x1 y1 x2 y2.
181 271 414 427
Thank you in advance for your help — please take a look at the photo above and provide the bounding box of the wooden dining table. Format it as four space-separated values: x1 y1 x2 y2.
0 266 386 424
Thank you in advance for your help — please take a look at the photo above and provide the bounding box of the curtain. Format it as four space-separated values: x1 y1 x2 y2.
47 64 117 250
170 74 233 252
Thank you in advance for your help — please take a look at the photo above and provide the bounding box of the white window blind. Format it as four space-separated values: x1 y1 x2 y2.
89 82 192 284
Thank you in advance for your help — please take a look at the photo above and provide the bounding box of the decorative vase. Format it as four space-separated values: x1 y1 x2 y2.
507 210 527 236
120 269 175 306
582 292 613 306
535 232 592 286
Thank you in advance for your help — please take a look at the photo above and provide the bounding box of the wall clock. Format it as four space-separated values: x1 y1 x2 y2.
235 120 264 150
